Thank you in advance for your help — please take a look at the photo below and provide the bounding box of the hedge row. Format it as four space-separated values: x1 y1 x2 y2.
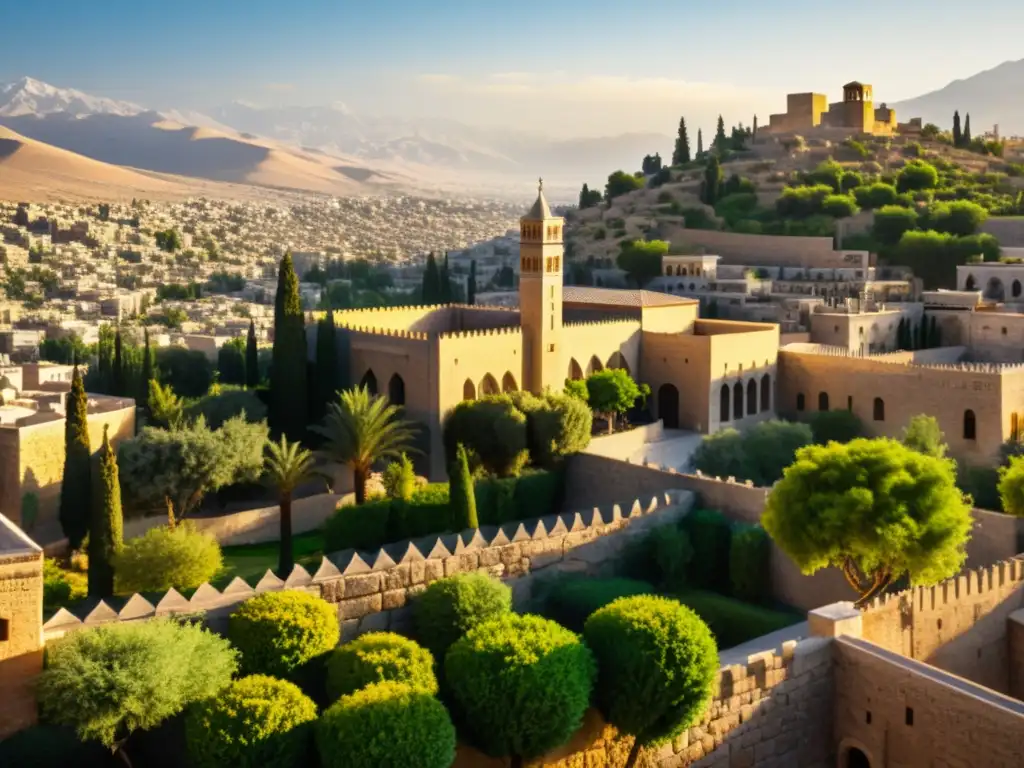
323 470 562 553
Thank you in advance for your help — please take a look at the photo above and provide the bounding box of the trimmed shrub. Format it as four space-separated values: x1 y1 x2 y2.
691 429 746 480
821 194 859 218
0 725 115 768
382 454 416 501
387 483 452 541
741 420 813 485
510 391 592 467
315 681 456 768
584 596 718 756
808 409 864 444
326 632 438 700
449 444 478 530
729 525 771 603
543 577 655 632
113 522 222 595
443 396 529 477
229 591 340 678
43 558 73 611
872 205 919 245
853 182 898 209
683 509 732 591
511 468 563 522
648 525 694 591
412 572 512 658
185 675 317 768
474 476 518 526
677 589 800 648
322 498 392 552
183 387 267 428
445 614 596 761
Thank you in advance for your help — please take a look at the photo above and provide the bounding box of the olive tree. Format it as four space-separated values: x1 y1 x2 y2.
762 438 972 605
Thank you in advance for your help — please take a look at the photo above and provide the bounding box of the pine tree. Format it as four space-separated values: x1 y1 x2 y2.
314 305 339 421
702 155 723 206
440 251 452 303
579 183 591 209
245 319 259 388
271 252 309 441
953 111 962 147
696 128 704 159
112 328 125 397
963 113 972 146
59 365 92 549
714 115 727 152
422 252 441 304
88 425 122 598
467 260 477 305
140 327 154 414
449 443 478 530
672 117 691 166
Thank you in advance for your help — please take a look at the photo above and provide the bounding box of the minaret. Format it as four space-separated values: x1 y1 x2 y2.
518 179 564 394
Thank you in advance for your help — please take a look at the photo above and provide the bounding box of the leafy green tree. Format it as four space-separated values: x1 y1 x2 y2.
641 153 662 175
156 347 213 398
439 252 452 303
701 154 723 205
808 410 863 444
113 522 223 594
578 183 602 209
617 239 668 287
314 309 339 421
118 415 268 524
998 456 1024 516
449 443 478 530
263 436 318 576
872 205 919 245
739 420 814 485
584 596 718 768
412 572 512 659
672 117 691 165
508 391 592 467
896 160 939 192
605 170 645 201
39 334 92 365
184 387 267 428
467 260 477 305
312 386 417 504
442 396 529 477
586 369 650 434
382 453 416 500
36 619 237 761
853 182 898 209
88 426 122 598
821 194 859 218
229 591 340 678
902 414 948 457
216 337 246 386
59 365 91 549
271 252 309 441
326 632 437 701
806 159 844 191
245 319 260 388
185 675 317 768
422 252 442 303
929 200 989 237
147 379 184 429
692 428 746 480
445 614 595 766
763 438 972 604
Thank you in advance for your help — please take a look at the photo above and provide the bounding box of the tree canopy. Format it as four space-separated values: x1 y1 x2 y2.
585 369 650 434
616 239 668 287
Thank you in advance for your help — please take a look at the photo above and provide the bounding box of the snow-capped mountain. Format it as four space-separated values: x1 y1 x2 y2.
0 76 144 117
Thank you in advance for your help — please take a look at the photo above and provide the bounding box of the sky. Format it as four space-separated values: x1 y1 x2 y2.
3 0 1023 138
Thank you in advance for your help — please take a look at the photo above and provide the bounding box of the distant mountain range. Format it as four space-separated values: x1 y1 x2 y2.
892 58 1024 137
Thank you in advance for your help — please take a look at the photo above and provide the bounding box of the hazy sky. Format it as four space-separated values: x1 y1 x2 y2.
3 0 1023 138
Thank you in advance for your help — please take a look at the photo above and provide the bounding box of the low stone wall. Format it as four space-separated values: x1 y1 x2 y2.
42 490 695 642
582 420 664 462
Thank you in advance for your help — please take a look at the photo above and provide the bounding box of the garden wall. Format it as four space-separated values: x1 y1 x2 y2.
41 490 696 643
582 421 665 461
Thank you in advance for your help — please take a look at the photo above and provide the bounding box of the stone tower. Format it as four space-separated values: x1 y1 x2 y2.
518 179 564 394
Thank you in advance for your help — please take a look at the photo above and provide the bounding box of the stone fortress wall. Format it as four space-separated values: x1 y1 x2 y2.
661 224 867 269
0 544 44 739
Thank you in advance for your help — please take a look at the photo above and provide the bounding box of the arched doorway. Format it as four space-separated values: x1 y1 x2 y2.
463 379 476 401
845 746 871 768
965 273 977 291
587 355 603 376
568 359 583 380
720 384 730 423
658 384 680 429
501 372 518 392
819 392 830 411
480 374 499 396
360 369 378 396
388 373 405 406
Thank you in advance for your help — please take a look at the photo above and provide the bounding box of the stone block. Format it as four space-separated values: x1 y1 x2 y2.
791 637 832 677
382 563 411 591
382 589 407 610
339 593 382 620
343 572 382 597
478 546 503 567
529 551 563 570
443 556 464 577
423 559 444 583
808 602 861 639
409 560 426 585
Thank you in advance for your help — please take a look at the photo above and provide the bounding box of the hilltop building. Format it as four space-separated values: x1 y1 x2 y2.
766 81 901 136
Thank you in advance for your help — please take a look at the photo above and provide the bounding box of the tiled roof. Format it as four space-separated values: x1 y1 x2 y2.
0 513 41 557
522 180 553 220
562 286 696 308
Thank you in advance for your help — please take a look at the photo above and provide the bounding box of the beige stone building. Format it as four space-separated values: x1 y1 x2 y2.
766 81 901 137
328 182 782 478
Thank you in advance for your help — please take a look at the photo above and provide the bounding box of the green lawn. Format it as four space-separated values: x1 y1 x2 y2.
215 530 326 586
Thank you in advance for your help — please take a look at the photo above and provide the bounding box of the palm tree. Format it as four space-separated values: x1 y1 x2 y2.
263 435 318 576
312 385 418 505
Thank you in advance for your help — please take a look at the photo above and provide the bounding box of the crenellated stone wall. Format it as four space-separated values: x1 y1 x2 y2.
42 490 695 643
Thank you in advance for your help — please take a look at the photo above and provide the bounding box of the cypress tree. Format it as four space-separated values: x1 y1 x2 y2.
88 425 122 598
952 111 962 147
671 117 691 166
714 115 727 152
271 252 309 441
578 183 591 209
696 128 704 159
422 252 441 304
702 155 723 205
140 327 154 414
963 113 972 146
314 305 339 420
467 260 477 305
112 328 124 397
245 319 259 388
440 251 452 302
753 114 758 141
59 365 92 549
449 443 478 530
98 326 113 393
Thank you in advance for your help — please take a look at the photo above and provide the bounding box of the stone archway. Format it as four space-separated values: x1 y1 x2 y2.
838 739 874 768
587 355 603 376
658 383 680 429
360 369 378 396
568 358 583 380
388 373 405 406
480 374 499 396
501 372 518 393
984 276 1005 301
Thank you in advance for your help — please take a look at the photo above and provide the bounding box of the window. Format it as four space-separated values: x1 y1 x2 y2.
905 707 914 726
964 409 976 440
0 618 8 642
873 397 885 421
720 384 731 422
1003 327 1008 336
818 392 829 412
796 393 805 411
847 395 853 411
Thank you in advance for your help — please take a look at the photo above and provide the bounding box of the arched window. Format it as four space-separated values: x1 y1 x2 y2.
760 373 771 411
965 274 976 291
360 369 378 396
463 379 476 401
388 373 405 406
568 358 583 380
480 374 499 396
818 392 829 412
1014 280 1022 299
733 381 744 420
964 409 976 440
873 397 885 421
747 379 757 416
796 393 806 411
502 372 518 392
720 384 730 423
587 355 603 376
